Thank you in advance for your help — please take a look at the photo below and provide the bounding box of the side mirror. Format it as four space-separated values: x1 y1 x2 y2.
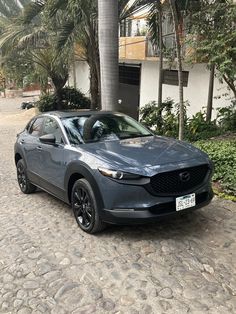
39 134 56 145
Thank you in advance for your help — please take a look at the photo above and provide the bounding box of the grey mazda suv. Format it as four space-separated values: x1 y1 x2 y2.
15 111 213 233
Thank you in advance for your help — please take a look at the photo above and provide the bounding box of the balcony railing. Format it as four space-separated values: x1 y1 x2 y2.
119 35 196 61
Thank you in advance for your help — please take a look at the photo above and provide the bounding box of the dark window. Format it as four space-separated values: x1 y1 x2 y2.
162 70 189 87
42 117 64 144
28 117 44 137
119 65 140 86
120 19 132 37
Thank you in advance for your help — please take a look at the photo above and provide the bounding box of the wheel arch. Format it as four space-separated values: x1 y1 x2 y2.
15 153 22 166
65 162 104 210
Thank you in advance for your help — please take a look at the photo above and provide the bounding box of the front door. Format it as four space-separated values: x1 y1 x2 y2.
39 117 67 199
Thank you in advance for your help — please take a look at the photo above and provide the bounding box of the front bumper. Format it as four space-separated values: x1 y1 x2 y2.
100 189 213 225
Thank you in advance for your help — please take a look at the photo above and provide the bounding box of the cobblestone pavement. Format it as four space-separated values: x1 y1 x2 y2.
0 99 236 314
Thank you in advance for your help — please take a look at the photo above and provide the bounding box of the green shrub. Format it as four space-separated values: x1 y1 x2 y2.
217 101 236 132
186 111 221 141
195 140 236 196
37 87 91 112
36 94 57 112
61 87 91 109
140 98 180 138
140 99 235 141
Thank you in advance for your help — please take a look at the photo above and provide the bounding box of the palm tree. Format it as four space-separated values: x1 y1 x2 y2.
0 1 73 109
98 0 119 111
0 0 30 18
45 0 148 110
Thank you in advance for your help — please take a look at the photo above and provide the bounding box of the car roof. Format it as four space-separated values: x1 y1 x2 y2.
42 110 125 119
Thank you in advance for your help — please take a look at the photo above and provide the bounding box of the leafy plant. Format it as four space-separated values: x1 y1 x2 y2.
186 111 221 141
37 87 91 112
140 98 221 140
140 98 179 138
195 140 236 196
217 101 236 132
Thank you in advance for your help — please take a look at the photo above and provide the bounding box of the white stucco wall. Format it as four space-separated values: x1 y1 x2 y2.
68 61 90 97
140 61 233 117
71 59 233 118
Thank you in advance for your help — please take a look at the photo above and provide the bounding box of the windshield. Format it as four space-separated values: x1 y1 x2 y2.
62 113 152 145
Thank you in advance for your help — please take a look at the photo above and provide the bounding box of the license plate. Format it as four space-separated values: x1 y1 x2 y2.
176 193 196 211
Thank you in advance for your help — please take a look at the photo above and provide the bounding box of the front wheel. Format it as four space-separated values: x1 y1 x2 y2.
71 179 106 234
17 159 36 194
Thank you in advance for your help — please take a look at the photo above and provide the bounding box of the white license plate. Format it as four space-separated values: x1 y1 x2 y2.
176 193 196 211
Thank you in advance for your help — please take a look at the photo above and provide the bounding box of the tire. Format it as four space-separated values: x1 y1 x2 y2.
17 159 36 194
71 178 106 234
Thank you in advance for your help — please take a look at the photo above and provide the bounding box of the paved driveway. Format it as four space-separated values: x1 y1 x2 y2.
0 99 235 314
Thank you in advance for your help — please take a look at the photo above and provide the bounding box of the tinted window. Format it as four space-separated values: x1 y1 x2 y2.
42 117 64 144
29 117 44 137
62 114 152 144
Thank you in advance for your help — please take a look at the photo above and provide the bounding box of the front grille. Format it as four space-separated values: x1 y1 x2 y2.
150 164 210 196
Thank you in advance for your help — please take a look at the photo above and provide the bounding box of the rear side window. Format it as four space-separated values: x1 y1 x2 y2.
28 117 44 137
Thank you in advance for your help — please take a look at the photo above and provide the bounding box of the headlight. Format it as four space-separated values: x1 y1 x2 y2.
98 168 141 180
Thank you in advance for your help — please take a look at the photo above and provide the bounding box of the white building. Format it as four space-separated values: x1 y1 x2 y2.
69 12 233 119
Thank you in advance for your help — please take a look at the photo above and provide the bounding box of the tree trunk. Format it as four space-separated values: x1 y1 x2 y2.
170 0 184 141
158 4 163 108
223 74 236 99
51 75 68 110
89 61 100 110
98 0 119 111
206 63 215 122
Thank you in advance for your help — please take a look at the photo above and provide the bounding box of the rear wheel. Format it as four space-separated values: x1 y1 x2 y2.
71 178 106 234
17 159 36 194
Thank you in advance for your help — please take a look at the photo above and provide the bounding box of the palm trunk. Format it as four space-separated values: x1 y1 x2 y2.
98 0 119 111
158 4 163 107
89 62 99 110
170 0 184 141
206 63 215 122
51 75 68 110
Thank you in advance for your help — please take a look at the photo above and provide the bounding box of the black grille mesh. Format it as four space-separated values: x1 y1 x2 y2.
150 164 209 195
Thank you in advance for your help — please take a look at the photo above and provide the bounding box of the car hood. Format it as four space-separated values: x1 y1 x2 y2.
80 136 209 176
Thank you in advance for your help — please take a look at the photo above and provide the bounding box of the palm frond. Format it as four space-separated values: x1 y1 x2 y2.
20 1 45 25
147 2 160 46
119 0 151 21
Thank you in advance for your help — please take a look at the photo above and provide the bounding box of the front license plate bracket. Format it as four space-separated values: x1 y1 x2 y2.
176 193 196 211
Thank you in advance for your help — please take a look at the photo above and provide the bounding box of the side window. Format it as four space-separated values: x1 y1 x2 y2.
42 117 64 144
28 117 44 137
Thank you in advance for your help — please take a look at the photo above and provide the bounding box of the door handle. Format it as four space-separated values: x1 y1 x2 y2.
36 146 42 151
20 139 25 144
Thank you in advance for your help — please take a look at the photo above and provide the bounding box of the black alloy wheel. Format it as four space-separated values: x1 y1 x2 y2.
71 179 106 234
17 159 36 194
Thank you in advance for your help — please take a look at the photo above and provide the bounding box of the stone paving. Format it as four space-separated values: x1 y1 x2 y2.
0 98 236 314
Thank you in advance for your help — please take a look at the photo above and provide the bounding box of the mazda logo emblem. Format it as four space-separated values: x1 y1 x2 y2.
179 171 190 182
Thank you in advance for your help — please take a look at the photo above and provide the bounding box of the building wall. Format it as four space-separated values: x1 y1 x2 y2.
71 60 233 118
140 61 232 117
68 61 90 97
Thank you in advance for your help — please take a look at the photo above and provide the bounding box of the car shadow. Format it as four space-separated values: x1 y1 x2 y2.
34 189 214 241
97 208 213 241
